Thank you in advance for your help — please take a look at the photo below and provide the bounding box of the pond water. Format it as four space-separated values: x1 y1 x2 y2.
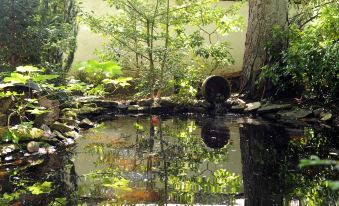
0 115 338 205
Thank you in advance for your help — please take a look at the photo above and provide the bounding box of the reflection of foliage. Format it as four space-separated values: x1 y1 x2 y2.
285 127 339 205
79 117 240 204
169 169 240 204
78 168 132 201
0 181 54 205
299 155 339 191
0 150 77 205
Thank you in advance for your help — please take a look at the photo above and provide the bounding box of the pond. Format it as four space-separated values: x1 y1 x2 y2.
0 115 338 205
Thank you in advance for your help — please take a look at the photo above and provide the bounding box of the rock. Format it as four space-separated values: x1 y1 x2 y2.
128 105 150 113
230 105 245 113
27 141 39 153
277 108 313 120
0 113 8 126
41 124 53 138
138 99 154 107
59 118 78 126
75 106 105 115
0 144 19 157
35 97 60 126
92 100 119 109
53 130 67 140
63 110 77 118
65 131 81 139
0 96 14 114
257 103 292 114
50 122 74 133
245 102 261 112
194 100 212 109
117 103 128 110
313 108 324 117
79 118 95 129
76 97 119 109
226 98 239 106
158 97 177 108
236 98 246 107
320 113 333 122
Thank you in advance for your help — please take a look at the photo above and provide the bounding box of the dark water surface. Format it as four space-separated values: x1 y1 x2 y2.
0 115 338 205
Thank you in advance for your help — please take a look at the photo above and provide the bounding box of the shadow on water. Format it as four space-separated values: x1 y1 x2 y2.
0 116 338 205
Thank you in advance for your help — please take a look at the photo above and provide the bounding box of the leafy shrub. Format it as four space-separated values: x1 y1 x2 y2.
260 6 339 102
70 60 132 96
0 0 79 74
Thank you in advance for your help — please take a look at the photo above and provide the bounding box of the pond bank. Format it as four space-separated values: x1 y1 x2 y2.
70 95 339 129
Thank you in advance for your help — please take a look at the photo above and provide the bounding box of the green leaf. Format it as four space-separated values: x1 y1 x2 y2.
325 181 339 191
33 74 59 82
4 73 30 84
27 108 49 115
49 198 67 206
27 181 53 195
299 155 337 168
2 131 13 142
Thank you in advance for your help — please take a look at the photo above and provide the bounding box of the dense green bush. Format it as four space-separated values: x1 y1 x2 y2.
70 60 132 96
0 0 79 75
260 6 339 102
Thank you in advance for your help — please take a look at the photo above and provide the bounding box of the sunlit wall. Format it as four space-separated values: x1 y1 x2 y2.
74 0 249 73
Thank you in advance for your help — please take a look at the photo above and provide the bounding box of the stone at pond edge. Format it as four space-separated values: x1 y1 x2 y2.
257 103 292 114
63 110 77 119
53 130 67 140
0 144 19 157
230 105 245 113
50 122 75 133
194 100 212 109
65 131 81 139
27 141 40 153
277 108 313 120
128 105 150 113
245 102 261 112
313 108 324 117
75 106 106 115
158 97 177 108
79 118 95 129
35 97 60 126
59 118 79 126
138 99 154 107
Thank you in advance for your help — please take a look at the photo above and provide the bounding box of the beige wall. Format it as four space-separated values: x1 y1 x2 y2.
74 0 248 73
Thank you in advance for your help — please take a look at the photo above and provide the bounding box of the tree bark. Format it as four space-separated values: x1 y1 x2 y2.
240 0 288 99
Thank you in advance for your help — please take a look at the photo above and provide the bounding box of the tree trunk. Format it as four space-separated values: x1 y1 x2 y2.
240 0 288 99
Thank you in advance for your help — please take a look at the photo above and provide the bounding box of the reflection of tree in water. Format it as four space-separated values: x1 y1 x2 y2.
240 122 338 206
79 116 241 205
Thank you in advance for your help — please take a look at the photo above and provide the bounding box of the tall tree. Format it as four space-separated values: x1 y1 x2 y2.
240 0 288 98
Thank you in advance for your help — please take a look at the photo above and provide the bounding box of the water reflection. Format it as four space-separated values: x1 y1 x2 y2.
201 120 230 149
240 120 338 206
77 116 240 205
0 116 337 205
